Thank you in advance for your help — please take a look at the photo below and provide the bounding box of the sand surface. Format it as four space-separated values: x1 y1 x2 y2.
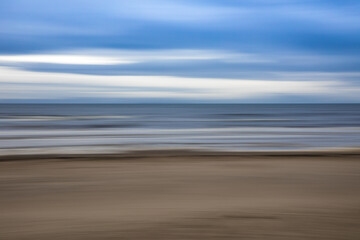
0 151 359 239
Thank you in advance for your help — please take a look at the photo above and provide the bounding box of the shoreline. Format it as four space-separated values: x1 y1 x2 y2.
1 148 359 161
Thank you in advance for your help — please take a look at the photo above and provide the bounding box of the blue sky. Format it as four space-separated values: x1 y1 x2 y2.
0 0 359 103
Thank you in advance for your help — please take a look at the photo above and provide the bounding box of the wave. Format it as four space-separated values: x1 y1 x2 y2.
0 115 134 121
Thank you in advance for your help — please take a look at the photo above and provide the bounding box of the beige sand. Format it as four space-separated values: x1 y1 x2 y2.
0 150 359 239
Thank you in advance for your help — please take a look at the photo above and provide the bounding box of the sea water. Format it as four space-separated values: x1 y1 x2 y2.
0 104 359 155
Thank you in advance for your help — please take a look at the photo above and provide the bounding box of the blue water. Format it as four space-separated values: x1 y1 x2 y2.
0 104 359 154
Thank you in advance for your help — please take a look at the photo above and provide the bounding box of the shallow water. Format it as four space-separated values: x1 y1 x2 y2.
0 104 359 154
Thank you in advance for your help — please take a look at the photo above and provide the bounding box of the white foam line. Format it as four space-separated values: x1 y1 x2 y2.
1 127 360 137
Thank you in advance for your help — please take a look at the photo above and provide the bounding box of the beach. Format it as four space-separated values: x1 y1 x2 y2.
1 0 360 237
1 150 359 239
1 0 359 237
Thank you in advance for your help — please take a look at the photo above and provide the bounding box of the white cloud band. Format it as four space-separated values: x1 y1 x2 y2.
0 67 358 101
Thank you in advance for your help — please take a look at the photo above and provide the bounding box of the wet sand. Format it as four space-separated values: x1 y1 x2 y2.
1 150 360 239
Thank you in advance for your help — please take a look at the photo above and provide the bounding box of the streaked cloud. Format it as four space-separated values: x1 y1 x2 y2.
0 54 134 65
0 67 358 102
0 0 359 102
0 49 272 66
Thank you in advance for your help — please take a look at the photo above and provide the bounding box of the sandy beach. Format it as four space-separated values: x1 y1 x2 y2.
1 150 359 239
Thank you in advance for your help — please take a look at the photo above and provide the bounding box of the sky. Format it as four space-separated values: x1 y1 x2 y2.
0 0 359 103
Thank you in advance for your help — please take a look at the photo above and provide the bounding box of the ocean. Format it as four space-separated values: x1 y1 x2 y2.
0 104 359 155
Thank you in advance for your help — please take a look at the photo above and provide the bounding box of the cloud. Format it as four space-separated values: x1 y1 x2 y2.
0 67 358 102
0 54 134 65
0 49 272 66
0 0 359 102
3 49 358 82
